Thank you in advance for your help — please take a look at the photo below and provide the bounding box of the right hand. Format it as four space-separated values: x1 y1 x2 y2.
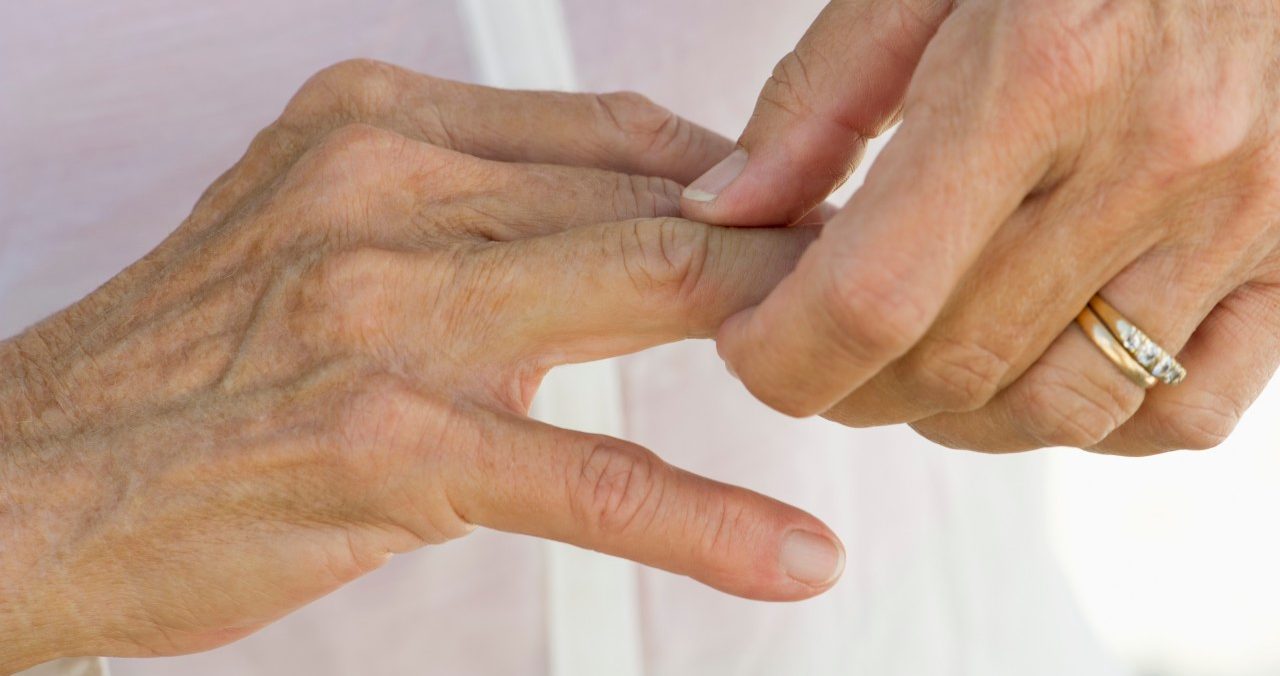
0 60 842 671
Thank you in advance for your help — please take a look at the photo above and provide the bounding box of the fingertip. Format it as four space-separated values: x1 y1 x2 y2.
693 502 844 601
715 304 753 345
723 513 846 601
681 147 749 220
681 153 813 227
681 147 812 227
715 304 756 378
684 116 868 227
715 301 833 419
779 528 846 590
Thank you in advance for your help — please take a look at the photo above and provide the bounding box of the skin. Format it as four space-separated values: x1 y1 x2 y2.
685 0 1280 455
0 60 844 672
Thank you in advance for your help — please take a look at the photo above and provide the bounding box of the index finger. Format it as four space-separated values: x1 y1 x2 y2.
454 411 844 601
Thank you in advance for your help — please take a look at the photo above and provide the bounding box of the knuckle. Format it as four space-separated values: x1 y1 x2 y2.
324 373 472 544
289 58 400 121
619 218 711 304
904 338 1011 412
594 90 660 128
759 49 818 120
1141 82 1256 179
246 120 311 171
759 389 826 420
1150 392 1242 451
819 258 932 363
1013 362 1142 448
593 91 690 159
613 173 683 218
570 440 665 537
909 417 983 452
283 123 403 208
697 497 746 561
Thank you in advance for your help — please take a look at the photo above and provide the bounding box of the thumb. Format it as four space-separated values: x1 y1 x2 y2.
457 412 845 600
682 0 952 225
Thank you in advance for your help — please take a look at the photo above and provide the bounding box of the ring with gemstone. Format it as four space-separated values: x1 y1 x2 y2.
1075 306 1159 388
1086 295 1187 386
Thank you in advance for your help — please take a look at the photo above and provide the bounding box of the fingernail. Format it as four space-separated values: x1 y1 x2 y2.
779 530 844 586
683 148 748 202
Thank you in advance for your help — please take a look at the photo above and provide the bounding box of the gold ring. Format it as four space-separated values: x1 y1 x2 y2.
1087 296 1187 386
1075 307 1158 388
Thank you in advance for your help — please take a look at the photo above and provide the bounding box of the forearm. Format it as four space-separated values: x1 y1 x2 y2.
1 314 99 443
0 336 89 673
0 600 75 675
0 335 37 443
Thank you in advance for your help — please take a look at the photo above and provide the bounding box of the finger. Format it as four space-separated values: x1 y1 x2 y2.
822 168 1158 427
681 0 952 225
422 160 841 243
271 126 693 246
714 55 1055 416
289 220 814 403
417 155 689 241
455 412 844 600
194 59 734 231
485 218 818 365
909 249 1235 452
1093 282 1280 455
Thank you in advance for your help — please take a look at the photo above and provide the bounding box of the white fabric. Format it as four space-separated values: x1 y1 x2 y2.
458 0 577 90
2 2 1128 675
16 658 108 676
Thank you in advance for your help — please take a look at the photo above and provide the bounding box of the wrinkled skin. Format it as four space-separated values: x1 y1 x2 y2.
687 0 1280 455
0 60 842 672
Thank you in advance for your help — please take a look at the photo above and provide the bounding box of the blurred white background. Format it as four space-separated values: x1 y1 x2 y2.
1047 384 1280 676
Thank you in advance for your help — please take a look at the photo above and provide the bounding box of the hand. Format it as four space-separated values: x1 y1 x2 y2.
0 60 843 671
685 0 1280 454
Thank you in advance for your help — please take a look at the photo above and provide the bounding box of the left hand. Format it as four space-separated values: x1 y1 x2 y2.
684 0 1280 454
0 61 838 670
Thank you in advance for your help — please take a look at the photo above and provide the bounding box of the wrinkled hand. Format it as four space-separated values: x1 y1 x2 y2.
686 0 1280 454
0 60 842 671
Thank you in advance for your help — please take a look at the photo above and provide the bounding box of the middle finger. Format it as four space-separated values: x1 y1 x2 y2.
824 163 1160 427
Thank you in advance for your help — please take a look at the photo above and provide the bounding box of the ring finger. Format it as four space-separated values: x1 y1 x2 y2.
1093 279 1280 454
910 244 1239 452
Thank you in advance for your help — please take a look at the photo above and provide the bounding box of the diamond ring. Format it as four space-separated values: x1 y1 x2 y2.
1076 306 1159 388
1081 295 1187 386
